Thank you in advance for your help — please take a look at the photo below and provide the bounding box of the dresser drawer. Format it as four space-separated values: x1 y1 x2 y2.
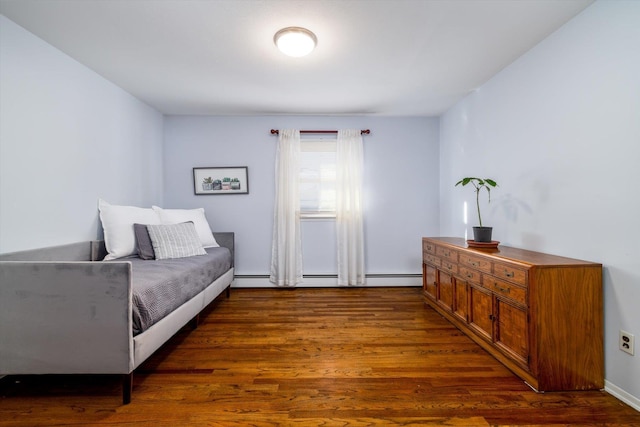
483 276 527 306
493 262 527 286
423 240 436 255
459 266 482 284
436 246 458 262
423 253 440 267
460 254 492 273
440 259 458 274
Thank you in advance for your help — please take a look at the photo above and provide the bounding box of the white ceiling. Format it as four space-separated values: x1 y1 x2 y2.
0 0 594 116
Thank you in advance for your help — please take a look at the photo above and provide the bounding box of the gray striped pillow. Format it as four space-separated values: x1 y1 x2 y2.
146 222 206 260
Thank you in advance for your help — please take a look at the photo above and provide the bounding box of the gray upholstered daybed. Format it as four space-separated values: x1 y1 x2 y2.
0 225 234 404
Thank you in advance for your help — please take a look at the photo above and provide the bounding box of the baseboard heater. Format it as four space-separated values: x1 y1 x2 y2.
232 273 422 288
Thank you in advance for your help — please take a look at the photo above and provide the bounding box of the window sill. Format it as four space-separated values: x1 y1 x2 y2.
300 212 336 220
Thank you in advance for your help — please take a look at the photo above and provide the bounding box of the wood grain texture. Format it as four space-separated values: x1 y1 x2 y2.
1 287 637 426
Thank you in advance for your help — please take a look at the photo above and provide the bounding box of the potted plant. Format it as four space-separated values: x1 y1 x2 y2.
455 177 498 242
202 177 214 191
221 177 231 190
230 177 241 190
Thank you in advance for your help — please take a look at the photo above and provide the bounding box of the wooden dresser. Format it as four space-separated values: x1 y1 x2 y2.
422 237 603 391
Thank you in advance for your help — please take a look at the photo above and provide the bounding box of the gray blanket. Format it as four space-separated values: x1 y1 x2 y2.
123 247 231 334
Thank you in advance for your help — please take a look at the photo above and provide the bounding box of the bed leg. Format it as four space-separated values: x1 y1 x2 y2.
122 373 133 405
226 285 231 298
190 314 200 330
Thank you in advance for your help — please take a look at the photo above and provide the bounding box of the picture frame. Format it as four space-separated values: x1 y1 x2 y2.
193 166 249 195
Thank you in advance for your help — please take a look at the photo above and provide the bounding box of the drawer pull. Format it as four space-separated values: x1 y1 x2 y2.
466 273 473 279
504 271 514 278
494 283 510 293
471 261 478 267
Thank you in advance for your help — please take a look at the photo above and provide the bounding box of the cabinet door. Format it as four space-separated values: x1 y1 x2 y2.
423 263 437 300
469 284 493 342
495 298 529 367
437 271 453 311
453 278 468 322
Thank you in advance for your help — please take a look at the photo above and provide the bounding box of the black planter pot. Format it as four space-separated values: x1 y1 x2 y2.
472 226 493 243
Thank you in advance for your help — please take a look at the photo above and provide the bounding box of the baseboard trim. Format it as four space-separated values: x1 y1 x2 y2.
605 380 640 412
232 274 422 288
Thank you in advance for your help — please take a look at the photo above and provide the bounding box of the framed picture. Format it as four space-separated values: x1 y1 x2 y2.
193 167 249 195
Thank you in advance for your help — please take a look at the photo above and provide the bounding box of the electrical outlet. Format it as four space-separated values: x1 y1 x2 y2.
619 330 635 356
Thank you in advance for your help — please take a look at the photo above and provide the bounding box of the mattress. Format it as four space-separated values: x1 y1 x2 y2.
125 247 232 334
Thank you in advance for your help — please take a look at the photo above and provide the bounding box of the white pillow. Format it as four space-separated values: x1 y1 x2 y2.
152 206 219 248
98 199 161 260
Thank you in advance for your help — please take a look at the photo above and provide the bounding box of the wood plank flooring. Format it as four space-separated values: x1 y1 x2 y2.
1 287 638 426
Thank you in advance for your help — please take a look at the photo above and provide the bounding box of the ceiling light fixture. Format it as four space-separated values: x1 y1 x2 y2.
274 27 317 57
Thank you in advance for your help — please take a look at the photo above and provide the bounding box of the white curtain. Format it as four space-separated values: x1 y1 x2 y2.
336 129 365 286
270 129 303 287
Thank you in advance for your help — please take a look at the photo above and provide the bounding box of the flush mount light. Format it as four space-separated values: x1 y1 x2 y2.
274 27 317 57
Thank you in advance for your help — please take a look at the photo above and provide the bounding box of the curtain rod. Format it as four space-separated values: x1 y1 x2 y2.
270 129 370 135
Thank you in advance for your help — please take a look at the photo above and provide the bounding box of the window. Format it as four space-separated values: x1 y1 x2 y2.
299 138 337 218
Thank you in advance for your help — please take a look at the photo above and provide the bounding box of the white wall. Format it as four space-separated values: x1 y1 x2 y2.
163 116 439 278
0 16 164 253
439 0 640 406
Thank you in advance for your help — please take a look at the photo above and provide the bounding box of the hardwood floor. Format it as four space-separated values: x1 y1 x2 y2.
1 287 638 426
